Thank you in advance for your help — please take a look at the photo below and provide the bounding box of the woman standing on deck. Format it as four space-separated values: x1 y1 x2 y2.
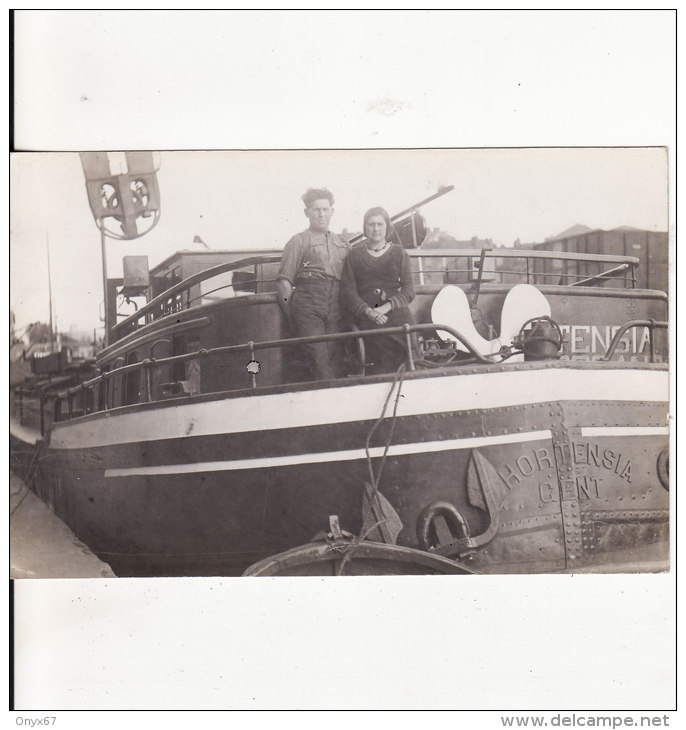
341 207 416 374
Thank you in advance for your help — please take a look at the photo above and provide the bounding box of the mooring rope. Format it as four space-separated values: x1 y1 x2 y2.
364 362 407 494
335 363 407 575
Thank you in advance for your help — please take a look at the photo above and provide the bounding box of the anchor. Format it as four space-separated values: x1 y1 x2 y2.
416 449 507 559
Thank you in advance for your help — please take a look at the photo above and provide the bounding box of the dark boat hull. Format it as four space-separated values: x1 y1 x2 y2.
13 361 669 577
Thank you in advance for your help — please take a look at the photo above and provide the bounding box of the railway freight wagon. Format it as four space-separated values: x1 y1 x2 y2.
532 227 668 294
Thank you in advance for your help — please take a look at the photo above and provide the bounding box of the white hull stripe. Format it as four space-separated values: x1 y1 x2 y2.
104 429 552 478
579 426 669 438
51 368 668 451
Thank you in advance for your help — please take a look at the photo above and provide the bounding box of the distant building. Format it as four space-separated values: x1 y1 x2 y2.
544 224 593 241
340 228 360 242
422 229 494 250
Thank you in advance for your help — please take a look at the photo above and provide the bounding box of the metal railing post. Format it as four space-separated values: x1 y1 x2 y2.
248 341 257 388
144 359 153 402
649 319 656 362
417 256 425 285
471 248 490 307
403 324 415 371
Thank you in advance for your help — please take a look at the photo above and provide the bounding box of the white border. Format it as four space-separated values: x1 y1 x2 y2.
9 9 677 717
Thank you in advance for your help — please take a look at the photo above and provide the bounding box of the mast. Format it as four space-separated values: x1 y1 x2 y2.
100 227 109 347
46 233 55 354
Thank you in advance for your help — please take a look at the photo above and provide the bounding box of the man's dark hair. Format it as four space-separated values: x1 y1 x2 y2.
302 188 334 208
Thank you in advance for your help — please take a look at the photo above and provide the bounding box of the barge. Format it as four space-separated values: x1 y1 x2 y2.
10 239 669 577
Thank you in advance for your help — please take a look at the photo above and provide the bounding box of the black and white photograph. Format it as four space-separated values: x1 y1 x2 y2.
8 9 676 717
10 147 670 579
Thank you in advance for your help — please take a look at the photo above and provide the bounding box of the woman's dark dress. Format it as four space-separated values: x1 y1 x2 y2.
340 244 416 374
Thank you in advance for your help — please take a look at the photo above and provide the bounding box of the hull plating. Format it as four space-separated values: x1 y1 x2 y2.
19 363 669 577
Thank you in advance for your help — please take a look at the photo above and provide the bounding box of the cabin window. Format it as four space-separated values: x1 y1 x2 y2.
107 357 125 407
185 357 201 395
124 351 142 405
231 269 257 294
85 378 99 413
185 337 202 395
169 334 201 396
111 372 122 408
189 267 258 306
149 339 172 400
73 389 82 417
256 261 280 293
156 268 183 315
69 389 84 419
97 366 109 411
194 271 236 305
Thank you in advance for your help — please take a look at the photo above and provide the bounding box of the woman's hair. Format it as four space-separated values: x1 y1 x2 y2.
363 206 394 242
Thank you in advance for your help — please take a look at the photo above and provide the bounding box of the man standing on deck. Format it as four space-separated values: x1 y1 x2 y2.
277 188 350 381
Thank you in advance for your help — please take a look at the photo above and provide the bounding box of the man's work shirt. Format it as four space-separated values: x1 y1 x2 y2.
277 229 349 285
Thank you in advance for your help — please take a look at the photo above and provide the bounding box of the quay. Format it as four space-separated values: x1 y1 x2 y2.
10 472 115 579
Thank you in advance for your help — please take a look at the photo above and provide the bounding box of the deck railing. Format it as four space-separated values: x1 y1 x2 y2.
49 315 667 429
112 255 280 340
110 250 640 342
411 249 638 290
53 323 491 425
601 319 668 362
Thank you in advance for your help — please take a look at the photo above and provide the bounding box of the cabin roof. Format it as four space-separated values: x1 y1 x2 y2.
151 249 281 275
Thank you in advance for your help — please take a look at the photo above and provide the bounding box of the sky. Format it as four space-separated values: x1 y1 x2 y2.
10 147 668 335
